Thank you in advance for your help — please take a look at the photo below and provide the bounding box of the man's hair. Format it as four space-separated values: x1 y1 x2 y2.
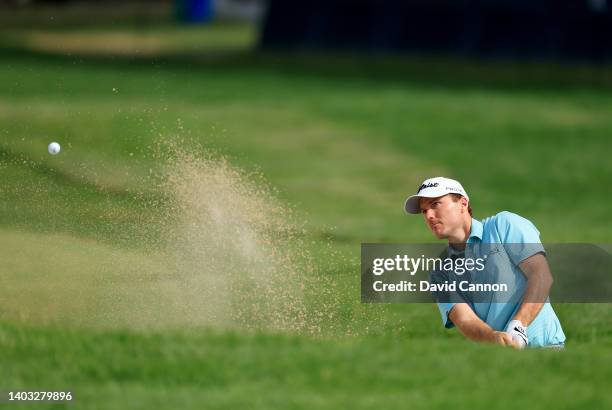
450 194 473 216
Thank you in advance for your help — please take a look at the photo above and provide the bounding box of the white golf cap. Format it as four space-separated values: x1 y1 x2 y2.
404 177 469 214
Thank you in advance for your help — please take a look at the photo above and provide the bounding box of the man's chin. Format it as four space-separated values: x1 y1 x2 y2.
431 230 447 240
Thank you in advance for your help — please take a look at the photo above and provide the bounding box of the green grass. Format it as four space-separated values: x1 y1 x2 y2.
2 319 611 410
0 19 611 410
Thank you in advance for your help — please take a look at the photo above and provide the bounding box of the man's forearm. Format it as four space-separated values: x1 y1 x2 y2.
512 281 548 325
456 318 497 343
514 254 554 326
513 303 545 326
449 304 519 348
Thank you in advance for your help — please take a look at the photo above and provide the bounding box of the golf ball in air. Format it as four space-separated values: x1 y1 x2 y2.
48 142 61 155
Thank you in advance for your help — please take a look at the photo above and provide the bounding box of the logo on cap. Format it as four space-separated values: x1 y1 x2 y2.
418 182 438 193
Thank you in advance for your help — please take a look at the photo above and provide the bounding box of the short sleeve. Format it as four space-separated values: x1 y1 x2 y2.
437 302 457 328
429 269 464 328
494 211 546 265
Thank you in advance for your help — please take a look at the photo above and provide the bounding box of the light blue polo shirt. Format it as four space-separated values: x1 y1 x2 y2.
434 211 566 347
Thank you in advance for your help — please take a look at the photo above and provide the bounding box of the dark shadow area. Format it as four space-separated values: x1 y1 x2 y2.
0 1 172 30
262 0 612 63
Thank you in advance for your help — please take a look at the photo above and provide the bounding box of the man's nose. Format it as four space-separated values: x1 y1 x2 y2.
424 209 436 220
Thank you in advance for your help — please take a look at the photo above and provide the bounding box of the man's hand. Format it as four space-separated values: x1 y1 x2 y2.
505 320 528 348
491 331 523 348
449 304 522 349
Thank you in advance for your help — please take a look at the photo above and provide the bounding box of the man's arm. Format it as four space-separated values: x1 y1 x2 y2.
449 304 520 348
503 252 553 348
512 252 553 326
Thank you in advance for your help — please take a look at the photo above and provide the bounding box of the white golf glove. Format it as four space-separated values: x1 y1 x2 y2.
505 320 528 348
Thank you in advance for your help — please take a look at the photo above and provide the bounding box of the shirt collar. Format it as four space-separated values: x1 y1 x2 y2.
446 218 483 255
467 218 483 243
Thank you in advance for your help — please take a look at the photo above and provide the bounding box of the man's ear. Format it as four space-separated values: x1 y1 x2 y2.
460 197 468 211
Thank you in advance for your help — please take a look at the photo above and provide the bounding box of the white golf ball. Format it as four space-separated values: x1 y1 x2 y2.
48 142 61 155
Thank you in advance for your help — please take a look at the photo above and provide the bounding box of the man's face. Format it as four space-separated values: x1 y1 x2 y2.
419 195 466 239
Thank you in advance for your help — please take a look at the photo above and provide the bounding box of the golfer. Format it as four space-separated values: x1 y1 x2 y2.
404 177 566 348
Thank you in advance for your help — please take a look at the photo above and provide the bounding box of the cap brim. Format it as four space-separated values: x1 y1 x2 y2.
404 195 423 214
404 192 470 214
404 192 452 214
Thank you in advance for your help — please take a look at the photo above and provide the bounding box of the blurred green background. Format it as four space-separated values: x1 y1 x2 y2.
0 1 611 409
